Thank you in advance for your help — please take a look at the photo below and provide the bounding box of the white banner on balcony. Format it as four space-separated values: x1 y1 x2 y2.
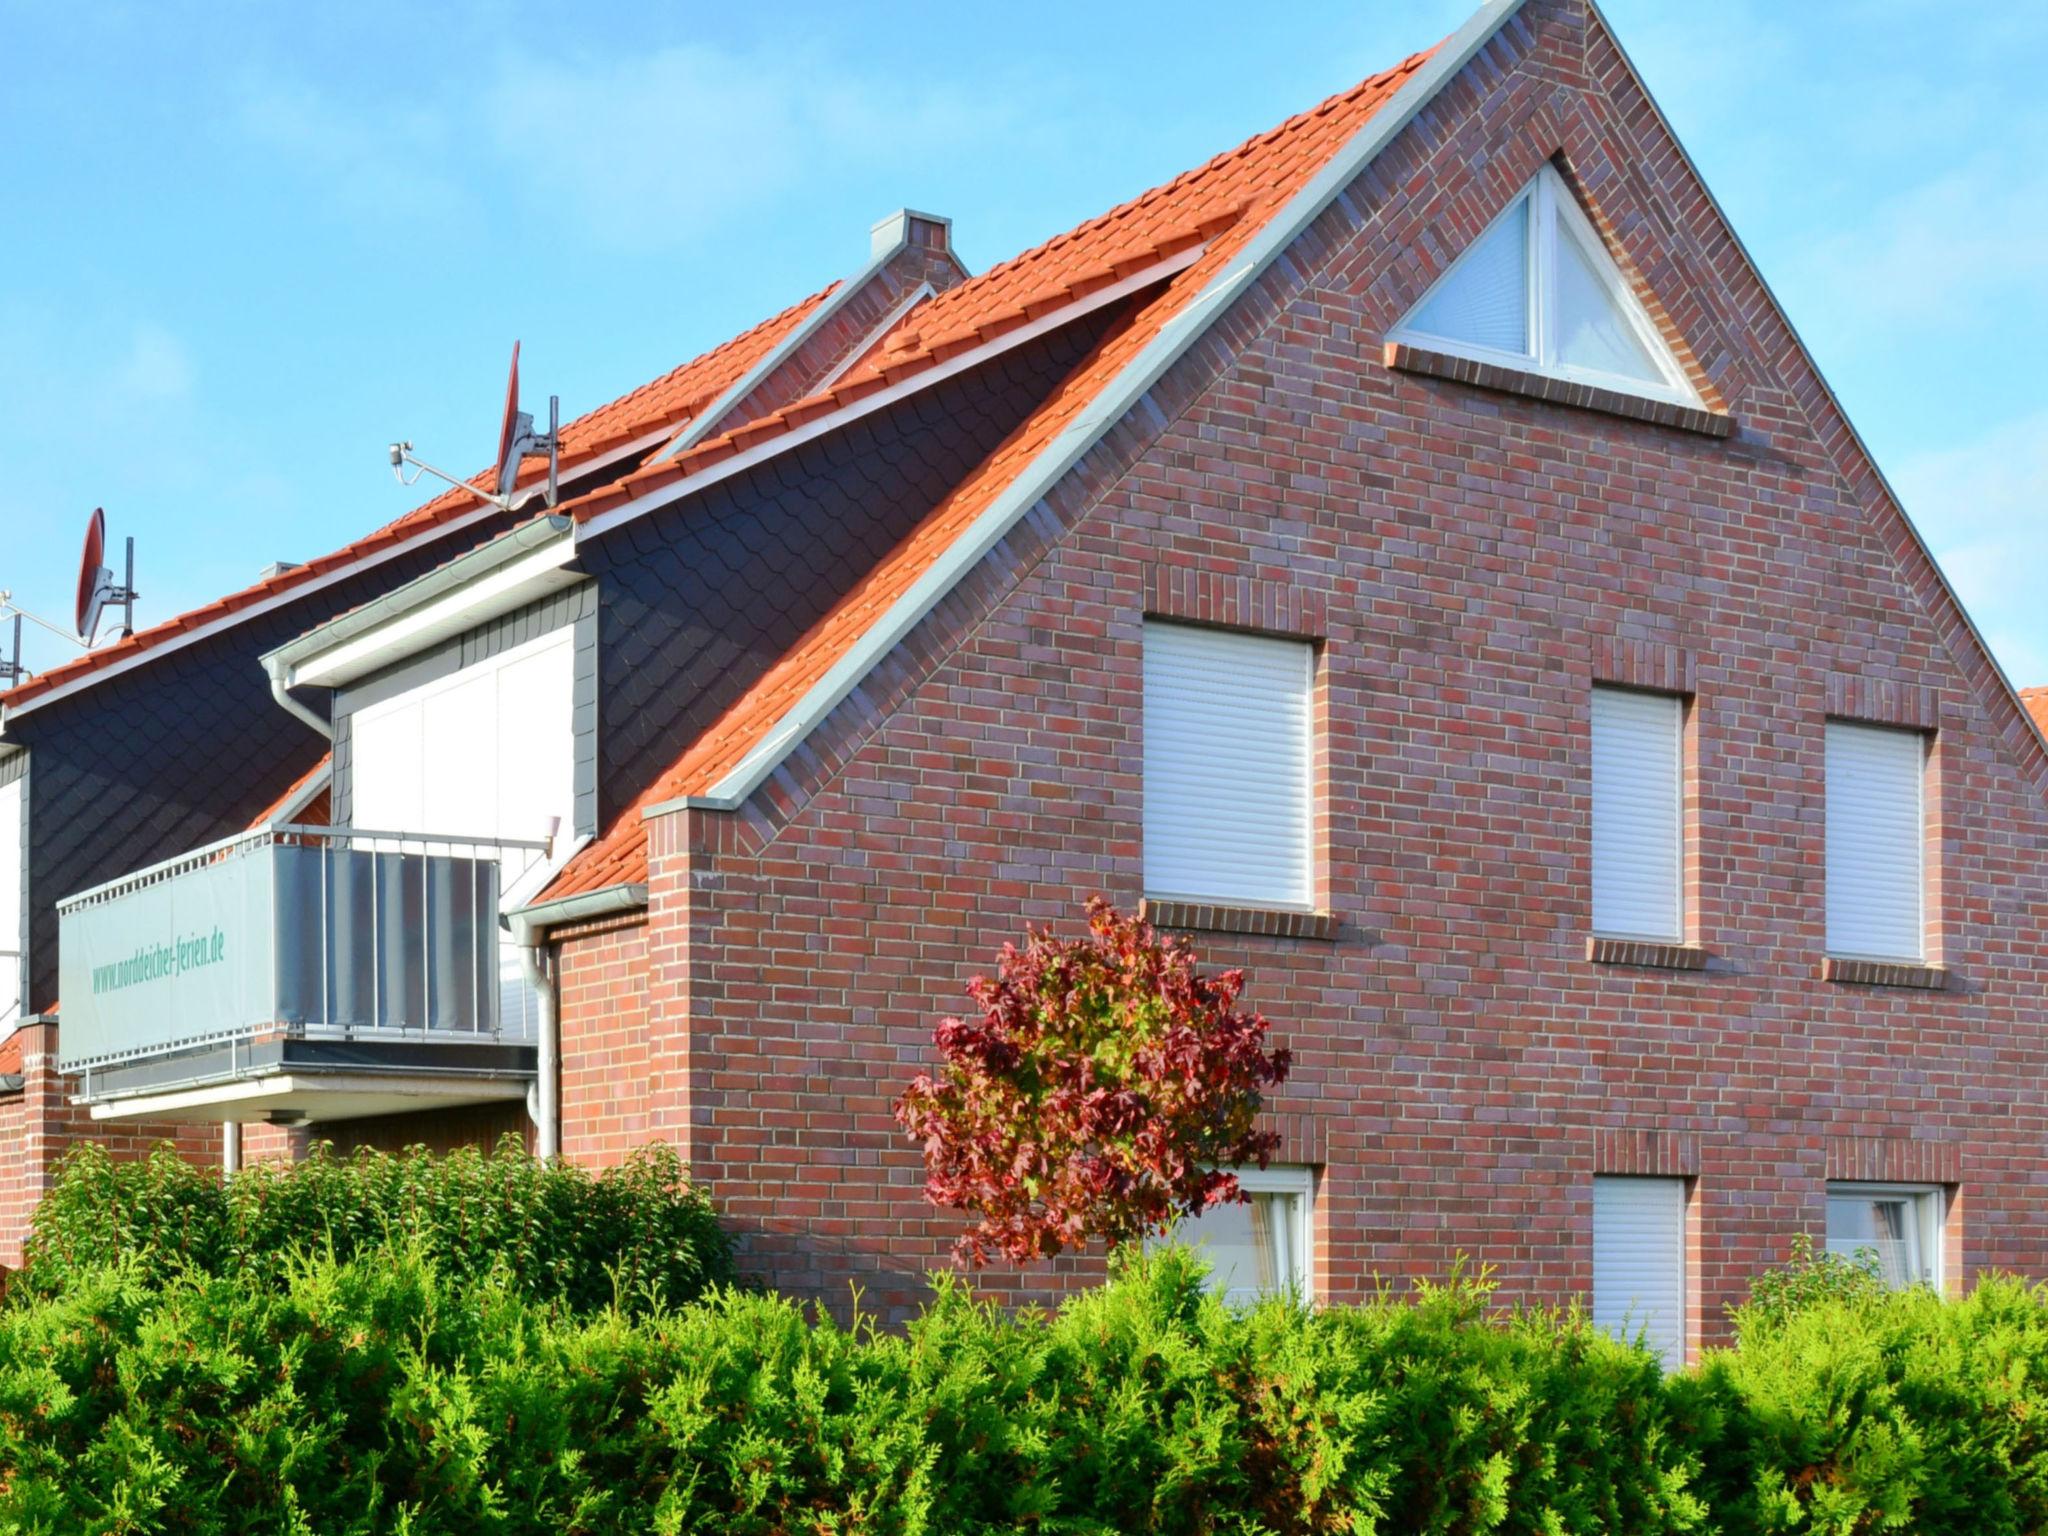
59 849 279 1068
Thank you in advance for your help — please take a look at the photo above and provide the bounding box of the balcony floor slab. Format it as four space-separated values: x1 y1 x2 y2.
83 1069 530 1126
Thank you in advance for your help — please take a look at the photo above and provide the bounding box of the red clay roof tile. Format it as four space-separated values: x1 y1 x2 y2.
246 754 333 831
540 46 1436 905
2021 687 2048 739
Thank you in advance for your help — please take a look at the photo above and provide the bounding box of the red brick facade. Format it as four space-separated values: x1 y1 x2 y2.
557 912 666 1168
543 0 2048 1344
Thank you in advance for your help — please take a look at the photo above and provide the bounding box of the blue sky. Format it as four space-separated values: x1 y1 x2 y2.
5 2 2046 683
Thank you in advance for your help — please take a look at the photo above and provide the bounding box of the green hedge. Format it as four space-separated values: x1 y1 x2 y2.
16 1136 730 1315
9 1154 2048 1536
0 1247 1700 1536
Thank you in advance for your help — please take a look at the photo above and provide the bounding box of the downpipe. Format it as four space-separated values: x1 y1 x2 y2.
266 659 334 741
520 940 560 1160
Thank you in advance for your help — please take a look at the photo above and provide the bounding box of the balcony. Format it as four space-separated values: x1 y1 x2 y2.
57 824 549 1126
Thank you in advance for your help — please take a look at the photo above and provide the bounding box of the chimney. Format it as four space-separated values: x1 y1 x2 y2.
870 208 953 261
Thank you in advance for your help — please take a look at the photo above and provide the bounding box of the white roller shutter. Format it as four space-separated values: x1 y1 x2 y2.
1591 687 1683 941
1593 1175 1686 1371
350 628 575 848
1825 721 1925 961
0 774 21 1026
350 700 426 834
1143 622 1313 909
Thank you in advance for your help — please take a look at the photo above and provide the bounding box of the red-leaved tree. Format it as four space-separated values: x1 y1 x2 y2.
895 897 1292 1266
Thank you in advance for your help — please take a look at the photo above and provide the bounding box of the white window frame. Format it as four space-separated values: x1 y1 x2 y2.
1590 685 1686 943
1142 621 1316 912
1823 720 1928 964
1391 164 1699 408
1824 1181 1945 1291
1153 1164 1315 1306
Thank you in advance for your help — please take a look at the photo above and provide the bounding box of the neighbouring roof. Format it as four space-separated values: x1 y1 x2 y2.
2022 687 2048 739
0 284 839 717
541 41 1442 903
248 754 333 830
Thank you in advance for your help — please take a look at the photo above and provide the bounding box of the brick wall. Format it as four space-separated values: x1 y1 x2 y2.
558 910 676 1168
597 0 2048 1339
0 1023 223 1267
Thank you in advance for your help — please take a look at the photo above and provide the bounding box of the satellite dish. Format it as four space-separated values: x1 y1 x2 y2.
496 341 524 497
76 509 110 644
389 341 561 512
73 507 138 646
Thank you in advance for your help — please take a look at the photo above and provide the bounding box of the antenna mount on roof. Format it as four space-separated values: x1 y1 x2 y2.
388 341 561 513
0 613 23 686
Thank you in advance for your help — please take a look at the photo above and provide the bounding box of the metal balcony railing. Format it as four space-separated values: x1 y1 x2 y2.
56 824 550 1078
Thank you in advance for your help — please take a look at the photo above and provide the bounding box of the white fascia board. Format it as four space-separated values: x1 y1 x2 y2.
576 244 1205 546
288 533 579 689
665 0 1528 812
506 880 649 946
0 423 673 729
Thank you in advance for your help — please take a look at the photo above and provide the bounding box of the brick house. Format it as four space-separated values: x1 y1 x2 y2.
0 217 963 1247
10 0 2048 1364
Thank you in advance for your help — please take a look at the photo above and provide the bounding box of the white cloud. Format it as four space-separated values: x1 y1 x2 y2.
232 39 1009 256
1795 156 2048 331
482 46 808 244
1893 407 2048 686
234 77 479 234
116 322 194 401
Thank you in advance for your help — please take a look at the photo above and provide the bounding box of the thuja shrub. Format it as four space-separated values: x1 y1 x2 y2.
0 1246 1707 1536
18 1134 730 1314
1671 1253 2048 1536
897 896 1293 1265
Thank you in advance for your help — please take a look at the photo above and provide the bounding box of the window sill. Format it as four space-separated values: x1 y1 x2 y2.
1384 341 1735 439
1822 956 1946 990
1586 936 1708 971
1140 898 1337 941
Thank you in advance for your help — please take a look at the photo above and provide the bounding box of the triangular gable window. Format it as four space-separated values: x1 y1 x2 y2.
1394 165 1696 405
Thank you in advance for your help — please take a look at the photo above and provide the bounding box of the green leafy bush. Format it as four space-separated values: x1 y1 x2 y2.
0 1246 1702 1535
18 1134 730 1314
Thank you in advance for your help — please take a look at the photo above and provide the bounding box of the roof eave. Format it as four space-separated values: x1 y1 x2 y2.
0 421 674 728
266 515 577 691
507 882 650 946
